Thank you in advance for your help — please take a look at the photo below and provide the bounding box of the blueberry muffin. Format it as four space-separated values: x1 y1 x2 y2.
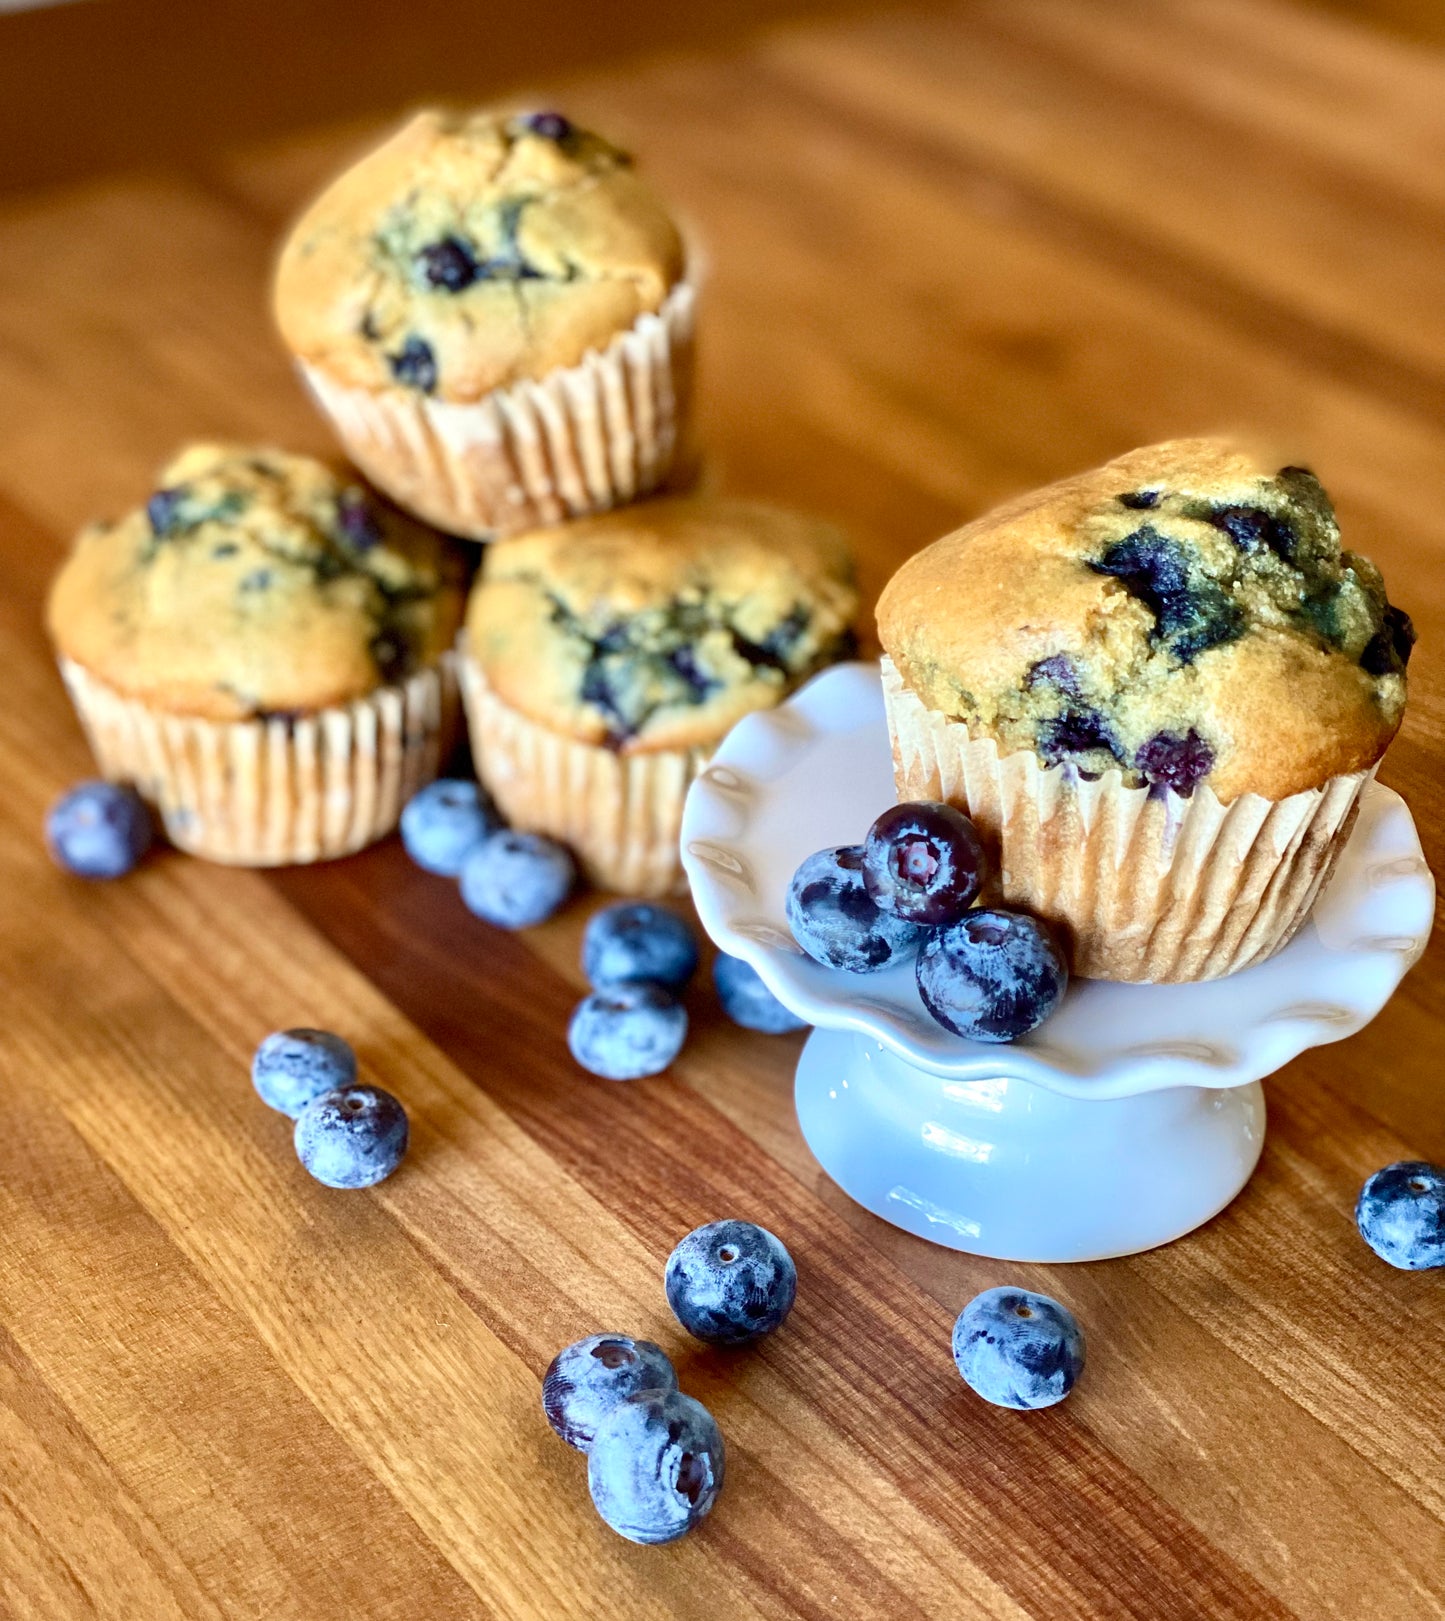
460 497 857 894
48 444 465 865
877 439 1413 981
274 108 695 541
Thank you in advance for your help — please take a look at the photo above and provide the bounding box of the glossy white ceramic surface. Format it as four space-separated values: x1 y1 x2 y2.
681 663 1434 1260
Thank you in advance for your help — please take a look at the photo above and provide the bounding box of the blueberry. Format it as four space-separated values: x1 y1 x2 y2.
862 801 988 926
786 845 926 973
582 903 699 991
1117 489 1160 509
388 335 438 393
587 1389 725 1545
1090 527 1243 663
1360 603 1415 678
146 487 187 537
1355 1161 1445 1270
713 954 808 1034
45 781 152 879
1134 729 1215 797
916 908 1068 1043
542 1334 678 1453
1207 504 1297 563
460 830 574 928
568 983 687 1081
252 1027 357 1118
294 1085 408 1189
520 111 574 141
400 779 500 876
1036 706 1120 769
665 1219 797 1346
1025 653 1083 695
953 1287 1085 1410
417 235 480 292
335 488 383 550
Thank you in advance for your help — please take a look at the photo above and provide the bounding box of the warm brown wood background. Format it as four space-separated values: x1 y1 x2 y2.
2 2 1443 1617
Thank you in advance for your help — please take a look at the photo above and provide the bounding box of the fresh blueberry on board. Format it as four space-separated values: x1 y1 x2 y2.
953 1287 1085 1410
786 845 926 973
460 830 575 929
568 983 687 1081
1355 1161 1445 1270
45 781 152 879
542 1335 678 1453
587 1389 725 1545
665 1219 797 1346
713 954 808 1034
252 1028 357 1118
582 902 699 990
400 779 500 877
861 801 988 926
916 909 1068 1042
294 1085 409 1189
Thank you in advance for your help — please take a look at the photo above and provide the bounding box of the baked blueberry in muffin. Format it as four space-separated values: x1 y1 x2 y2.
460 497 857 893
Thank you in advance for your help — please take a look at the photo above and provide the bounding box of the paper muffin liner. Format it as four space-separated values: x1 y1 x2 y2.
880 657 1372 982
298 281 698 542
457 643 707 896
58 654 458 867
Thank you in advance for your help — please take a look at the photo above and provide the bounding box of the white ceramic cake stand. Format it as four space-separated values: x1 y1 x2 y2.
680 663 1435 1262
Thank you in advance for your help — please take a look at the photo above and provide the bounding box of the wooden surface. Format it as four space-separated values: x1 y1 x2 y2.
2 2 1444 1617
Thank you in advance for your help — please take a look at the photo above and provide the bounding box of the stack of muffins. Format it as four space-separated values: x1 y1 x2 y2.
47 107 859 885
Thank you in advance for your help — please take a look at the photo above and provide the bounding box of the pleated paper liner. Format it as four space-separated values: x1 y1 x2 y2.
58 654 458 866
299 281 697 543
880 656 1371 982
457 644 707 897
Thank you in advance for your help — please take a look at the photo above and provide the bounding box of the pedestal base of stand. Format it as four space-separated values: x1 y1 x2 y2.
795 1027 1266 1262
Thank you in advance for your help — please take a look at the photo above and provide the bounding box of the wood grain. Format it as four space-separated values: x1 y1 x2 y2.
1 2 1443 1617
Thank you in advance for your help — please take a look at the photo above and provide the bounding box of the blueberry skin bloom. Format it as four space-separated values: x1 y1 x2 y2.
45 781 152 879
1356 1161 1445 1270
568 983 687 1080
713 954 808 1034
252 1027 357 1118
460 830 575 928
542 1334 679 1453
582 903 699 990
953 1287 1085 1410
400 779 499 876
665 1219 797 1346
917 908 1068 1042
862 800 989 926
294 1085 409 1189
786 845 926 973
587 1389 725 1545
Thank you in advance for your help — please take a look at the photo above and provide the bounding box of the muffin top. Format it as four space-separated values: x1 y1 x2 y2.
49 444 466 721
877 439 1413 802
466 498 858 753
274 108 686 402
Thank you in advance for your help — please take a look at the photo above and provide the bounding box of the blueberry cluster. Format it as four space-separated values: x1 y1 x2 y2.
400 777 577 928
543 1218 795 1544
251 1026 410 1189
786 801 1068 1042
567 906 807 1082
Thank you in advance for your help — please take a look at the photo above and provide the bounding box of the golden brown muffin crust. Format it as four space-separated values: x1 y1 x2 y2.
466 498 857 754
274 108 686 401
48 444 466 721
877 439 1412 801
